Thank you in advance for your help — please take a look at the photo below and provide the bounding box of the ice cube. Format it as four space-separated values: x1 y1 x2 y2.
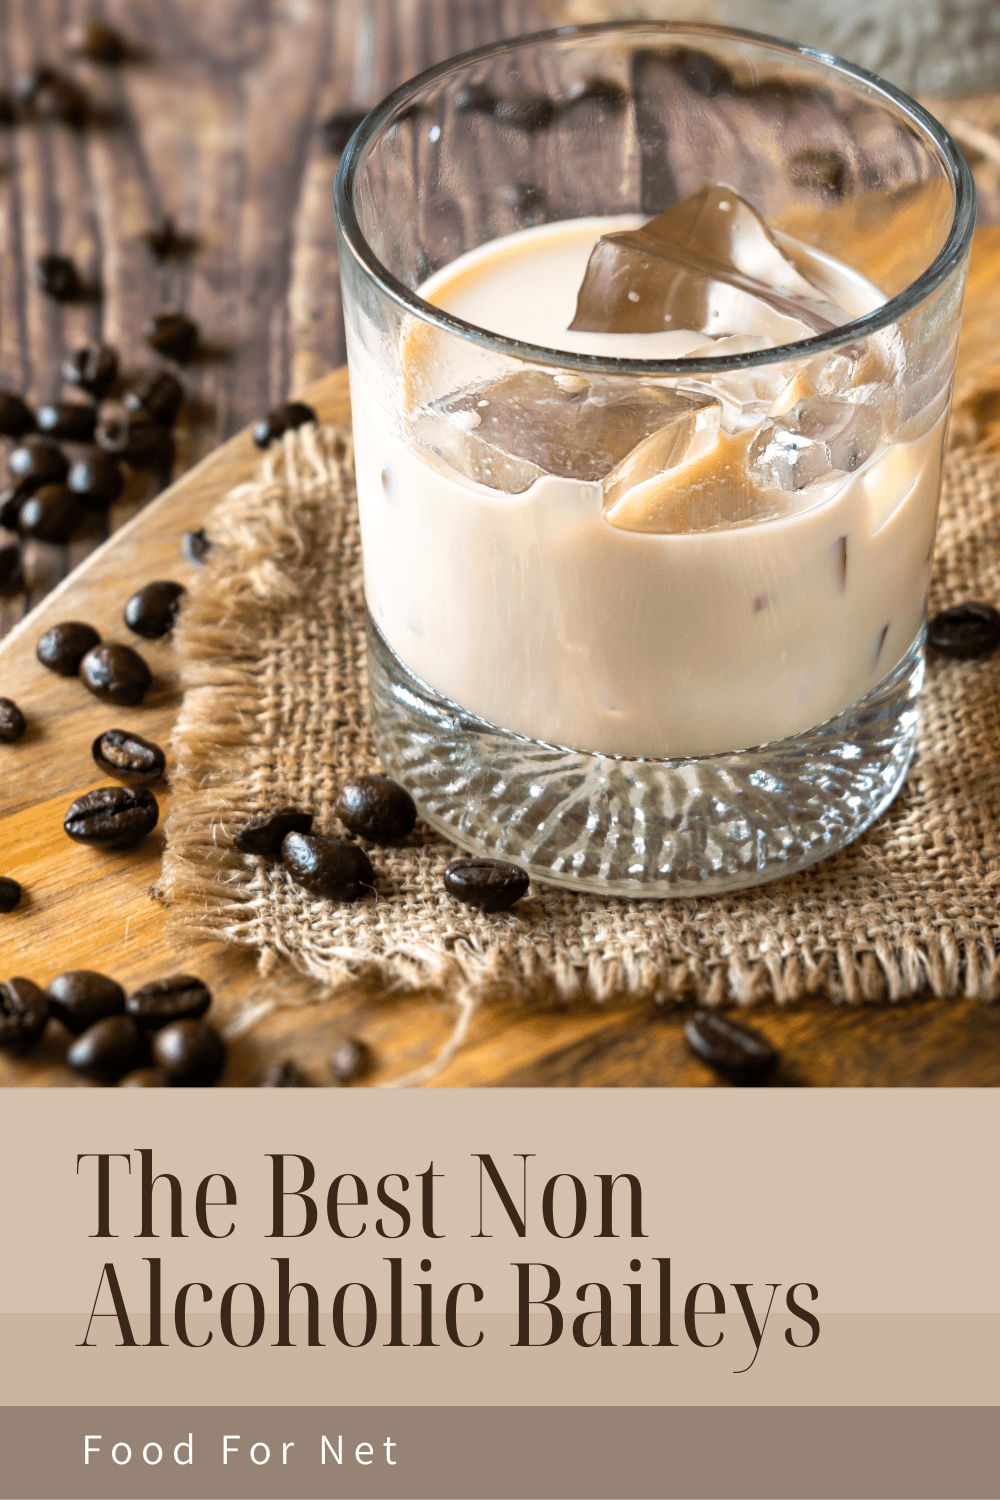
570 185 840 342
412 369 721 496
749 396 881 491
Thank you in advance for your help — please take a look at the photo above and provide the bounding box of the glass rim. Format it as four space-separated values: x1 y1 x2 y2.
334 19 977 377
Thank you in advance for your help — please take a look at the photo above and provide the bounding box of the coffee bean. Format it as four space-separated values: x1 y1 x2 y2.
260 1059 305 1087
0 486 29 530
145 311 199 362
566 76 630 110
80 642 152 704
96 410 175 471
683 1010 777 1086
67 450 125 509
126 975 211 1030
252 401 317 449
182 527 211 566
92 728 165 785
36 401 97 443
18 484 83 543
9 437 69 489
927 602 1000 660
119 1067 168 1087
455 82 497 115
20 66 89 126
492 93 557 132
0 977 49 1051
330 1036 370 1085
68 1015 147 1083
63 344 118 400
143 217 180 261
336 775 416 843
64 785 159 849
36 253 80 301
443 857 529 912
0 541 20 589
46 970 125 1035
36 620 101 675
124 579 186 638
234 809 313 859
0 877 22 912
281 832 375 901
153 1018 226 1086
0 391 35 438
321 108 367 154
69 19 130 65
124 371 184 427
0 697 27 742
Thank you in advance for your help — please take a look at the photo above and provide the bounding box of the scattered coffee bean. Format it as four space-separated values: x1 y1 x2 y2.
153 1018 226 1086
234 808 313 859
683 1009 777 1086
124 370 184 426
0 486 29 530
9 437 69 489
145 311 199 362
36 620 101 676
321 108 367 154
124 579 186 638
119 1067 168 1087
0 391 35 438
336 775 416 843
67 450 125 509
96 410 175 471
35 253 81 301
260 1059 305 1087
64 785 159 849
927 601 1000 660
443 857 529 913
0 877 22 912
92 728 165 786
20 66 89 126
0 697 27 742
330 1036 370 1085
63 344 118 399
80 642 151 705
143 217 181 261
36 401 97 443
493 93 557 132
46 970 125 1035
182 527 211 566
0 976 49 1051
455 82 497 115
281 832 374 901
0 542 19 589
18 484 83 543
67 1014 147 1083
68 19 131 65
252 401 317 449
126 975 211 1030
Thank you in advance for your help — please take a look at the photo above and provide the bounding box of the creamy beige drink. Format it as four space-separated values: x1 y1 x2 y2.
350 190 947 759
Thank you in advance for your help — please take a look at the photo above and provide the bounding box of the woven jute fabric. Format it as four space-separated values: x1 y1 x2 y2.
162 424 1000 1021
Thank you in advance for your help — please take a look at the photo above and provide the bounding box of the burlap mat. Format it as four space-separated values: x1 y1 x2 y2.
162 425 1000 1024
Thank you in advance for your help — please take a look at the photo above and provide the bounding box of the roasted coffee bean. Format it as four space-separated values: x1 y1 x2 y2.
566 76 630 110
0 542 19 589
492 93 557 132
252 401 317 449
330 1036 370 1085
67 1015 147 1083
0 391 35 438
455 82 497 115
36 620 101 676
64 785 159 849
281 832 375 901
321 108 367 154
0 977 49 1051
68 19 130 64
67 450 125 510
19 484 83 543
234 809 313 859
260 1059 305 1087
126 975 211 1030
9 437 69 489
145 311 199 362
927 601 1000 660
0 487 29 530
20 66 89 126
119 1067 168 1087
153 1018 226 1086
0 877 22 912
80 642 151 705
46 970 125 1035
92 728 165 786
683 1010 777 1086
0 697 27 742
63 344 118 399
36 401 97 443
124 370 184 427
182 527 211 566
443 857 529 913
36 253 80 301
335 775 416 843
96 410 175 471
124 579 186 638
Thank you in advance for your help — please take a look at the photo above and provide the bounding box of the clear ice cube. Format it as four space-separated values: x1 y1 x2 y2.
412 369 721 496
748 396 882 491
570 185 840 342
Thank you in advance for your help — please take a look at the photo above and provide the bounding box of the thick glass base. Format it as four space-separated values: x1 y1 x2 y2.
368 612 924 898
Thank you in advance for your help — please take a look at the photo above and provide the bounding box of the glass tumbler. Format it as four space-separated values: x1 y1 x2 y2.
334 22 974 898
